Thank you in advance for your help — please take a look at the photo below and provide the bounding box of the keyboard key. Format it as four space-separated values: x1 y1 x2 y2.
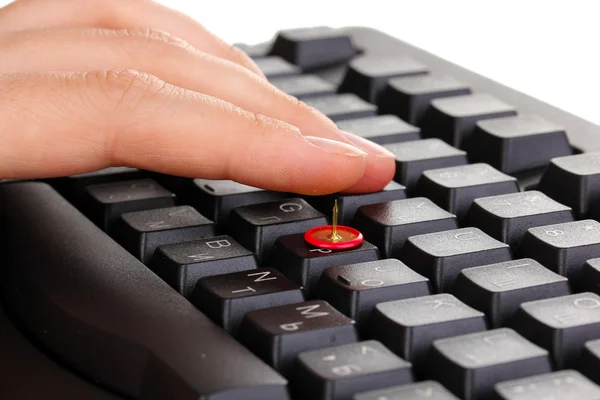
453 259 570 328
336 115 421 145
291 340 413 400
192 268 304 334
467 114 573 174
354 381 460 400
238 300 358 374
227 198 327 264
352 197 458 258
495 370 600 400
465 191 574 250
518 220 600 280
234 42 270 59
254 56 300 78
303 94 378 122
377 74 472 126
188 179 287 229
421 93 517 148
339 55 428 103
268 233 380 297
514 292 600 369
383 139 468 192
149 235 257 298
425 328 552 400
576 258 600 295
81 178 175 232
0 182 290 399
399 228 512 292
306 181 407 226
316 259 431 329
417 163 519 221
270 74 336 99
269 26 356 69
370 294 486 370
113 206 215 264
579 339 600 385
538 152 600 218
52 167 144 204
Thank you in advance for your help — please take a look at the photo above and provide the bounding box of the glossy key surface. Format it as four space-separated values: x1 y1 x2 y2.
303 94 378 121
400 227 512 292
336 115 421 145
494 370 600 400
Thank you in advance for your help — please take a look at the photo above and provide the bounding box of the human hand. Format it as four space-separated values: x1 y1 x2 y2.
0 0 396 195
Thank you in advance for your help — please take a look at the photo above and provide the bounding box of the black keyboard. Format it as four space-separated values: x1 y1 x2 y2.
2 26 600 400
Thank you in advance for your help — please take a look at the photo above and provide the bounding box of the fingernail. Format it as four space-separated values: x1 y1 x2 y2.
304 136 368 157
339 130 396 159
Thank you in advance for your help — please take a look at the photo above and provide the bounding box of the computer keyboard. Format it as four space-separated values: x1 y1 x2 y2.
2 25 600 400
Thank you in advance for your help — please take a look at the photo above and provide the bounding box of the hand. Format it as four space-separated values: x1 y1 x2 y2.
0 0 396 195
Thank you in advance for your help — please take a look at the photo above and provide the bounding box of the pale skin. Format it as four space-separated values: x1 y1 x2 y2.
0 0 396 195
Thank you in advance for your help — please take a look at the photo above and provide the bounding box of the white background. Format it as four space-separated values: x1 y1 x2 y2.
1 0 599 125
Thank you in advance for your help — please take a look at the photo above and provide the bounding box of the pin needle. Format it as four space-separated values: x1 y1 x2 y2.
328 199 342 242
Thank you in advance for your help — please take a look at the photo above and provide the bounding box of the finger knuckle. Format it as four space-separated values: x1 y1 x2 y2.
94 69 168 108
119 27 192 54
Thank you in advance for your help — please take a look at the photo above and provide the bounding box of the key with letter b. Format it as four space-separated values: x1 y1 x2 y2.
238 300 358 375
291 341 413 400
149 235 257 298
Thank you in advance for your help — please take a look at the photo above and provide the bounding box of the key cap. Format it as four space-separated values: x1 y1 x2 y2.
316 259 431 329
227 198 327 264
576 258 600 294
303 94 378 122
188 179 287 229
254 56 300 78
267 233 380 297
81 178 176 232
495 370 600 400
0 182 290 399
465 191 574 250
192 268 304 334
453 259 570 328
336 115 421 145
421 93 517 148
269 26 356 70
513 292 600 369
306 181 407 226
352 197 458 258
291 340 414 400
384 139 468 193
417 163 519 221
425 328 552 400
235 42 271 59
149 235 257 298
354 381 460 400
270 74 337 99
578 339 600 385
52 167 144 205
338 55 428 103
113 206 215 264
238 300 358 374
377 74 471 125
518 220 600 280
467 114 573 174
370 294 486 370
399 227 512 292
538 152 600 218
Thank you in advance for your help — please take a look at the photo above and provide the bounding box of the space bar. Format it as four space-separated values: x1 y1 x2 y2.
0 182 289 400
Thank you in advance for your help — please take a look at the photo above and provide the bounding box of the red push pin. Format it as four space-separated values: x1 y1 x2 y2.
304 199 364 250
